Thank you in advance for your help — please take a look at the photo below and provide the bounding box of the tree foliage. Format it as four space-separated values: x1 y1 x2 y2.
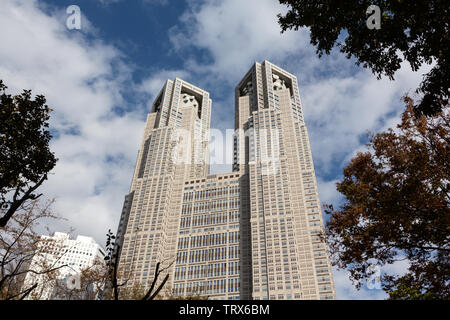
324 96 449 299
0 80 57 227
278 0 449 116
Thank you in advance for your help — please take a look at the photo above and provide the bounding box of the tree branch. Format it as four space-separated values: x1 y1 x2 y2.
142 262 160 300
112 244 120 300
148 274 169 300
0 174 47 227
6 283 38 300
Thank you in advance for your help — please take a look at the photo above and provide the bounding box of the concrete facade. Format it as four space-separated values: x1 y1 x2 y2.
116 61 335 300
22 232 105 300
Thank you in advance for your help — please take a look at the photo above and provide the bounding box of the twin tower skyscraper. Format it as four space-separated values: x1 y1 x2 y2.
115 61 336 300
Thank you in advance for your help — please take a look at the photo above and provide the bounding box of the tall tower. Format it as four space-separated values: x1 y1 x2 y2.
116 61 335 300
115 78 212 296
234 61 335 300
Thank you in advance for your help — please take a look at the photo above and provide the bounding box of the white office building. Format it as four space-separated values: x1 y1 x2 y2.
22 232 106 300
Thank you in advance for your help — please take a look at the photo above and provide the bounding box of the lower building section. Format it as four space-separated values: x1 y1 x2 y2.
173 173 248 300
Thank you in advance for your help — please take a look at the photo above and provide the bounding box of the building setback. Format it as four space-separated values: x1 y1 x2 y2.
116 61 336 300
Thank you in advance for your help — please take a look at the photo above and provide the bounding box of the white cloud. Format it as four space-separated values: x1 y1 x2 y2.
317 178 341 207
169 0 308 84
0 0 145 245
332 258 410 299
302 61 431 175
332 267 387 300
138 69 190 97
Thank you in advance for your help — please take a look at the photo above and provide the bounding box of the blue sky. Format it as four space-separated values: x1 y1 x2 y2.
0 0 430 299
